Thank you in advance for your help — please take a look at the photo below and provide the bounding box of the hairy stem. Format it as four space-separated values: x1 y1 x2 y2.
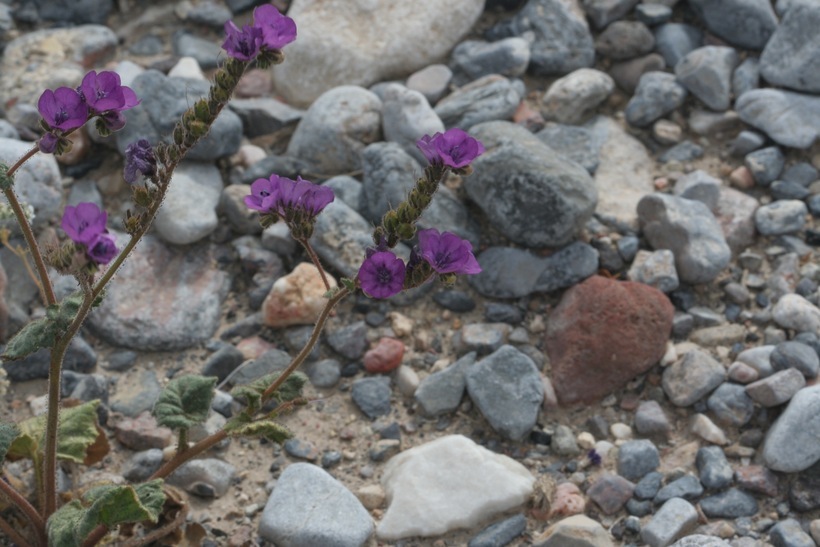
298 238 330 291
2 187 56 306
42 292 96 519
6 145 39 178
0 514 34 547
263 286 349 399
0 475 45 542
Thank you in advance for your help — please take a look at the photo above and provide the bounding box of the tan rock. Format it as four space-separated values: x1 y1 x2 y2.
262 262 337 327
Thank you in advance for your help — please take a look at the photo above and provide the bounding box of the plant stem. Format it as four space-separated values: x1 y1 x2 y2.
42 292 95 520
298 238 330 291
0 476 45 540
1 187 56 306
263 286 349 399
0 514 34 547
6 145 39 178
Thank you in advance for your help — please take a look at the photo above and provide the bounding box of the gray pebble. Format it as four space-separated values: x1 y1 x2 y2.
760 1 820 93
351 377 392 420
122 449 164 482
305 359 341 389
636 4 672 25
675 46 738 111
625 72 688 127
754 200 808 236
659 141 703 163
745 146 784 186
634 471 664 500
697 446 734 490
653 23 703 67
732 58 760 98
662 350 726 407
699 488 759 518
771 341 819 378
435 75 520 130
641 497 698 547
634 400 671 437
654 474 704 504
617 439 660 481
450 38 530 84
167 458 236 498
706 382 755 426
325 321 369 361
688 0 777 49
736 89 820 149
468 514 527 547
595 21 655 61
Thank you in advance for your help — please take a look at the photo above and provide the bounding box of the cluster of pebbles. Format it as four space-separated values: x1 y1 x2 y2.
0 0 819 546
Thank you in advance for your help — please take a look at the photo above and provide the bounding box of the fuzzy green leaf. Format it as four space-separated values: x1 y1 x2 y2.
152 375 217 430
47 480 165 547
1 317 58 361
230 371 307 415
0 163 13 191
224 417 292 443
7 400 100 463
341 277 357 292
0 422 19 462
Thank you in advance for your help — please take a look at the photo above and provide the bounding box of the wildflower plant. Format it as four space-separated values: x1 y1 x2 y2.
0 5 483 546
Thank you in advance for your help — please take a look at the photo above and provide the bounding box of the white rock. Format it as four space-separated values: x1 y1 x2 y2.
377 435 534 540
168 56 206 80
394 365 420 397
690 413 728 445
542 68 614 125
272 0 484 106
772 294 820 335
382 83 444 164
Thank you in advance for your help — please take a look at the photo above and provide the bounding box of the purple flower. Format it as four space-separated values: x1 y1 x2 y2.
358 251 406 299
124 139 156 184
86 233 118 265
38 132 59 154
253 4 297 50
61 202 109 246
79 71 139 116
37 87 88 131
223 21 263 61
278 177 334 217
415 128 485 169
244 176 282 213
417 228 481 275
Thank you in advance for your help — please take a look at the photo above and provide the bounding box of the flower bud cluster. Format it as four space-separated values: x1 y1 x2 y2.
222 5 296 67
245 175 334 240
58 202 118 270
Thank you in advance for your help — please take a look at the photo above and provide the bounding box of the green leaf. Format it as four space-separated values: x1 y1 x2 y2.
47 480 165 547
341 277 357 292
56 292 85 328
152 375 217 430
1 317 58 361
224 417 292 443
0 162 13 191
0 422 19 462
47 500 85 547
230 371 307 415
7 400 101 463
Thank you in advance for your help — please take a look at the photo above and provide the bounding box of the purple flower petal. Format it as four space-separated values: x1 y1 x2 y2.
61 202 108 246
416 133 441 164
86 233 118 265
79 71 140 115
222 20 263 61
244 177 280 212
433 128 485 169
38 133 59 154
358 251 406 299
417 228 481 275
253 4 297 50
38 87 88 131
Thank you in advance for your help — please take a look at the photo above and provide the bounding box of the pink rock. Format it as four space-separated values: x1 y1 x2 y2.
728 361 759 384
734 465 778 497
545 276 674 405
263 262 337 327
549 482 586 518
113 411 173 450
364 337 405 374
237 336 276 360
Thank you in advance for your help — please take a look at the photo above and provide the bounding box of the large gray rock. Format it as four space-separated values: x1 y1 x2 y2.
688 0 778 49
87 234 229 351
486 0 595 76
466 121 597 248
638 194 731 284
153 162 223 245
736 89 820 149
0 138 62 230
625 72 687 127
465 345 544 441
271 0 483 106
287 86 382 175
381 84 443 164
675 46 738 111
116 70 242 161
653 23 703 67
760 1 820 93
761 385 820 472
259 463 373 546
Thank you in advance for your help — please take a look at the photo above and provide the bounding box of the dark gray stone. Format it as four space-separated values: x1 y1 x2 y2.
653 23 703 67
771 181 810 201
745 146 785 186
432 290 476 313
634 400 671 437
468 514 527 547
467 121 597 248
625 72 688 127
617 439 660 481
465 345 543 441
729 130 766 157
636 3 672 25
325 321 369 361
659 141 703 163
304 359 341 389
595 21 655 61
754 200 808 236
229 98 303 138
110 370 162 418
771 341 820 378
122 449 164 482
34 0 112 24
414 353 476 417
351 377 392 419
202 345 245 383
769 518 815 547
533 242 599 293
229 349 292 386
688 0 778 49
662 350 726 407
654 475 704 504
697 446 734 490
535 118 608 174
4 336 97 382
450 38 531 84
582 0 640 29
699 488 759 518
61 371 108 404
733 58 760 98
673 170 720 211
760 2 820 93
434 75 520 130
675 46 738 111
172 32 221 69
641 498 698 547
736 89 820 149
782 163 819 186
762 384 820 472
706 382 755 426
634 471 664 500
486 0 595 76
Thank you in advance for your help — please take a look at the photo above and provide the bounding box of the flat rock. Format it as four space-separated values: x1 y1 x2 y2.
662 350 726 407
434 75 521 130
465 345 544 441
688 0 777 49
761 384 820 472
736 89 820 149
674 46 738 111
760 2 820 93
377 435 534 540
533 514 613 546
271 0 483 106
259 463 373 546
625 71 687 128
545 276 674 405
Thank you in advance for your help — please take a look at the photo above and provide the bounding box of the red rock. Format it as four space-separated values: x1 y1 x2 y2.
364 337 405 374
545 276 674 405
734 465 778 497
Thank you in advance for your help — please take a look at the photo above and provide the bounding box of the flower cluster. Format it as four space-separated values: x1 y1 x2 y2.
416 128 485 170
358 229 481 299
61 202 118 265
123 139 156 185
223 5 297 62
37 70 139 154
244 174 334 238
